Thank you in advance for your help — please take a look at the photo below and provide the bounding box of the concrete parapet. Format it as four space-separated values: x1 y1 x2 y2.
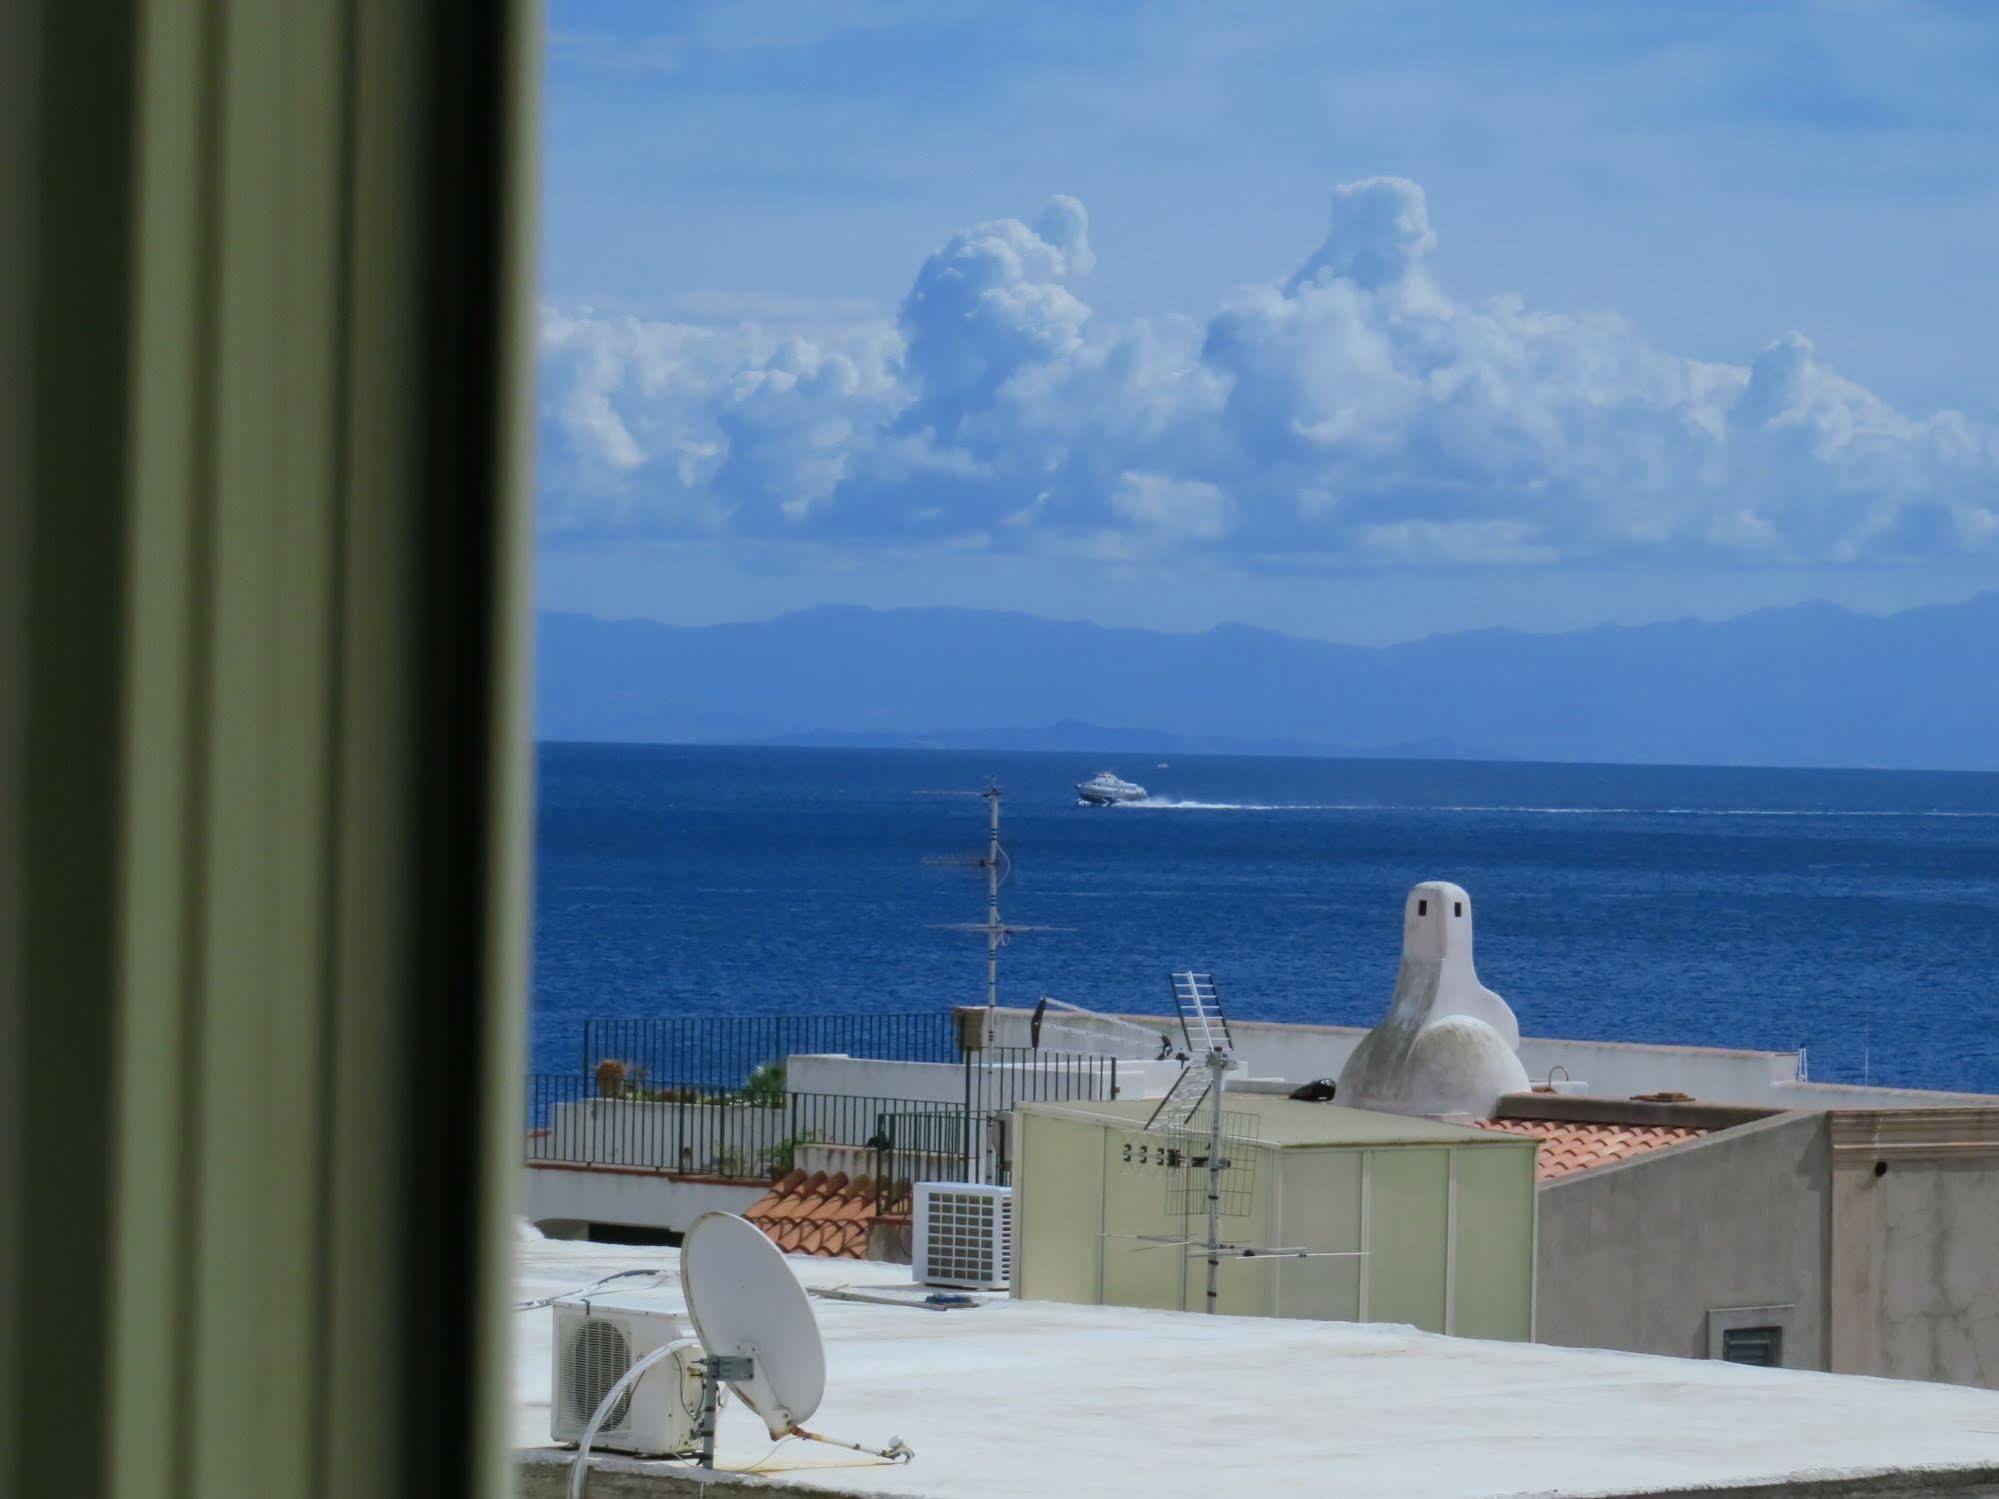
515 1448 848 1496
513 1448 1999 1499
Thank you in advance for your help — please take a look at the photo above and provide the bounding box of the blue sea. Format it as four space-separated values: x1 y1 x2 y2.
533 745 1999 1094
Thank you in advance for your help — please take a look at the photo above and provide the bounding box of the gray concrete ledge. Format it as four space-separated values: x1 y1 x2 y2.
1493 1091 1779 1131
1594 1463 1999 1499
518 1448 1999 1499
515 1447 892 1498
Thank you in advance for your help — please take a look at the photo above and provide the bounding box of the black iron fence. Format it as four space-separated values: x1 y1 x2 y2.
530 1021 1126 1205
526 1076 981 1194
873 1107 1006 1193
581 1011 960 1093
966 1047 1120 1114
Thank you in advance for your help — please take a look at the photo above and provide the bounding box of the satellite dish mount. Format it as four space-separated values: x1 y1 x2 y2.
681 1212 913 1470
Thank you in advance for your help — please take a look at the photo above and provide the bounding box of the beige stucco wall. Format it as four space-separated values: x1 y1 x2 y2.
1450 1145 1538 1341
1014 1109 1110 1306
1535 1112 1832 1366
1829 1110 1999 1388
1270 1149 1364 1322
1016 1110 1534 1336
1018 1110 1281 1317
1531 1108 1999 1388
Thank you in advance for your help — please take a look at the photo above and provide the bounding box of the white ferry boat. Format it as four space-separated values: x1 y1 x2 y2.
1075 770 1147 806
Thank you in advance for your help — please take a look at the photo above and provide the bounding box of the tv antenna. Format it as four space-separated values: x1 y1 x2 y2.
924 783 1057 1045
1030 994 1176 1061
567 1212 911 1495
1043 973 1363 1313
1162 971 1244 1314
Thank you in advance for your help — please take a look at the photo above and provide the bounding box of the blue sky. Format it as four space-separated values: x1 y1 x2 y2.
535 1 1999 643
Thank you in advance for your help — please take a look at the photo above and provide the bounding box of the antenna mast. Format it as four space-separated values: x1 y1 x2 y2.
924 782 1055 1046
1062 976 1367 1309
1160 971 1238 1314
1116 971 1363 1311
981 784 1002 1014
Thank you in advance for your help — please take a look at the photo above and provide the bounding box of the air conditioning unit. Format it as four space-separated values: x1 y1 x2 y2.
550 1298 705 1456
912 1182 1013 1291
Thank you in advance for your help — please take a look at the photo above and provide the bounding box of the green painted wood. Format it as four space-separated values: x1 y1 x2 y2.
8 2 539 1497
15 5 144 1496
108 1 211 1493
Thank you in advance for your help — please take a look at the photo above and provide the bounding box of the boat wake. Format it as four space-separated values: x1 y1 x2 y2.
1125 798 1327 811
1118 798 1999 818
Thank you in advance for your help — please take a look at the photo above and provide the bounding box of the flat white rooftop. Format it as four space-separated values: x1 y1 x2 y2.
514 1236 1999 1498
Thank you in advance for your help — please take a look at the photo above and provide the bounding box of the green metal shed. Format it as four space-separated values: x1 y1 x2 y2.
1012 1093 1538 1337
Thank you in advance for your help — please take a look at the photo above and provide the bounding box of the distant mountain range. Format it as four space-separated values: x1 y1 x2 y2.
536 592 1999 771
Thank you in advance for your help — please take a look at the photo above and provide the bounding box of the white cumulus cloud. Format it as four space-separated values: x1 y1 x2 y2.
537 179 1999 568
1110 471 1232 542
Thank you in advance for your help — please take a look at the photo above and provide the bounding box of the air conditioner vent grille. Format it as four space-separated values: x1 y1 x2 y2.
913 1183 1013 1290
562 1317 633 1435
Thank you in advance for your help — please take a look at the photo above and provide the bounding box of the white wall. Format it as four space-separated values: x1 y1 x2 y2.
520 1165 762 1237
976 1009 1347 1084
1777 1079 1999 1109
974 1007 1998 1110
787 1056 965 1105
786 1052 1182 1104
1515 1036 1796 1102
795 1141 977 1186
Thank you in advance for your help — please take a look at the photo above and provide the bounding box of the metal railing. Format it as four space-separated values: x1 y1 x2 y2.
965 1047 1119 1116
529 1026 1125 1208
873 1107 1007 1193
580 1011 960 1093
526 1076 975 1197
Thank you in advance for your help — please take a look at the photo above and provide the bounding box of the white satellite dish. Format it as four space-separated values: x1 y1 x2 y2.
563 1214 907 1493
682 1211 827 1440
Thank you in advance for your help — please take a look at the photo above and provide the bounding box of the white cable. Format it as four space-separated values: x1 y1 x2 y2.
515 1268 670 1313
739 1434 796 1473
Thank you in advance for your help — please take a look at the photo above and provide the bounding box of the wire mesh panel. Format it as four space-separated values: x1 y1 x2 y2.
1102 1111 1259 1219
1167 1119 1255 1223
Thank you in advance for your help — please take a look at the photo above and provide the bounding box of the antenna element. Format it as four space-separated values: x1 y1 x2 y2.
926 783 1056 1046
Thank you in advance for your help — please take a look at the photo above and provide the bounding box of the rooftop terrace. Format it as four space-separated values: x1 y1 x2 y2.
513 1235 1999 1499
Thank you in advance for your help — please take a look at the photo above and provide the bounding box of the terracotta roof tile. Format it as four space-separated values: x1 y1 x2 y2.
1474 1117 1711 1181
743 1169 911 1260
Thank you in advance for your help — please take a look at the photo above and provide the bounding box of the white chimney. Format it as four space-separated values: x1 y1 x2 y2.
1336 882 1529 1119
